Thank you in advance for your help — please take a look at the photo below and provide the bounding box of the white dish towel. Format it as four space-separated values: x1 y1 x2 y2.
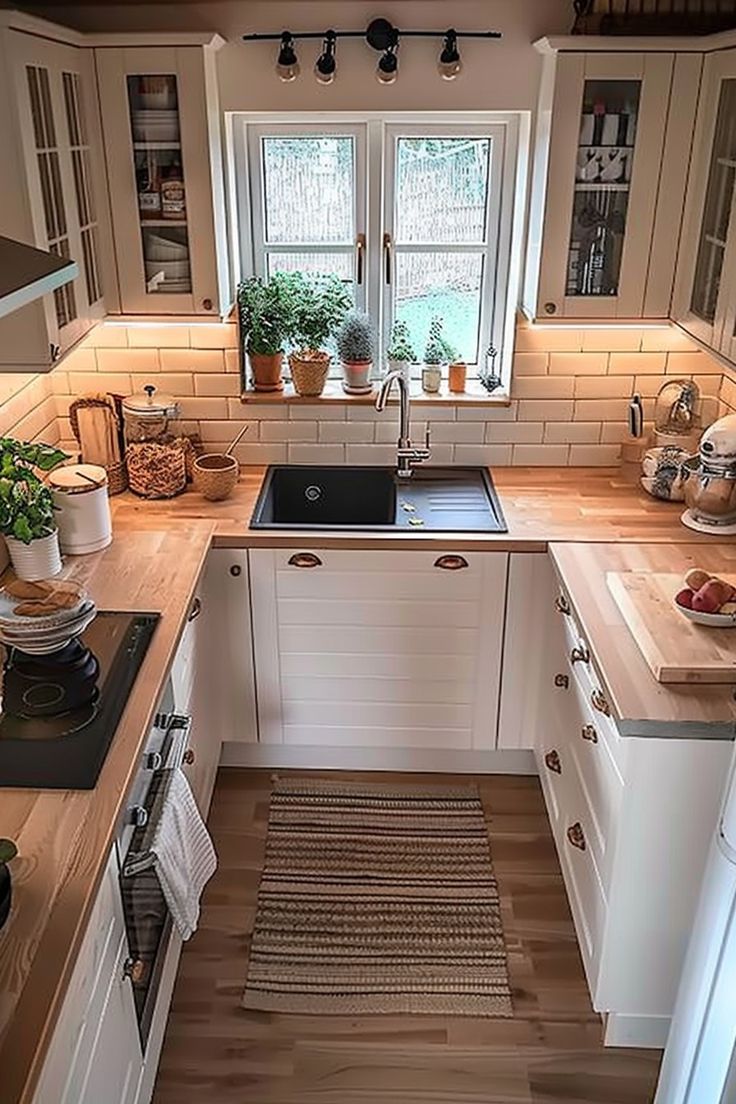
150 767 217 941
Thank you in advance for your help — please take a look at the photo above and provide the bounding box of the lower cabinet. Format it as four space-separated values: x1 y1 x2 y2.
249 549 508 750
536 571 732 1048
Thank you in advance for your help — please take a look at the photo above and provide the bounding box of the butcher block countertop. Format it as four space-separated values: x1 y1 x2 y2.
0 464 732 1104
0 522 214 1104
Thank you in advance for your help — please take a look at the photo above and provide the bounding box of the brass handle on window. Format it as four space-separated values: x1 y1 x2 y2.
591 689 611 717
434 555 469 571
567 823 586 851
183 748 195 766
554 673 569 689
544 749 562 774
187 597 202 622
570 645 589 665
383 232 392 285
554 594 571 616
123 958 145 984
356 233 366 286
288 552 322 569
581 724 598 744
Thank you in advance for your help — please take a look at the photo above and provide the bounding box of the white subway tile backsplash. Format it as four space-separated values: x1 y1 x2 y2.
581 329 643 352
512 444 570 466
288 443 346 464
487 422 544 444
667 350 722 374
232 442 287 464
346 444 398 465
609 352 667 375
160 349 224 373
291 404 347 421
601 422 633 444
68 372 132 395
513 375 575 400
452 444 513 466
641 327 696 352
456 402 516 422
514 327 584 353
544 421 601 445
574 398 629 422
230 399 284 419
260 420 318 443
549 352 608 376
429 421 485 444
194 374 241 397
127 325 190 348
177 397 229 420
574 375 634 399
569 444 622 466
319 421 374 444
512 352 548 376
131 373 194 396
518 400 574 422
190 324 238 349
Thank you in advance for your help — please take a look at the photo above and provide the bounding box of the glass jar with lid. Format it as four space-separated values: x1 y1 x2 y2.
122 384 187 498
122 384 179 445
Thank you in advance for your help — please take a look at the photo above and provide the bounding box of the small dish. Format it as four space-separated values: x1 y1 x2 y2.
673 597 736 628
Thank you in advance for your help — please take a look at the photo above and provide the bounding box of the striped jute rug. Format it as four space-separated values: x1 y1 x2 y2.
241 777 512 1017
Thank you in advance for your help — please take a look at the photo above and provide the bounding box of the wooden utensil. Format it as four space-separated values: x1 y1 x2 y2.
225 424 249 457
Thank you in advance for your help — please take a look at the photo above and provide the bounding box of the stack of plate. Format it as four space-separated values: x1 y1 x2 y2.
0 590 96 655
132 111 180 143
144 233 189 262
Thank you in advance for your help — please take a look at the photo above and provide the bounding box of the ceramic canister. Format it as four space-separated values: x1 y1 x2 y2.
48 464 112 554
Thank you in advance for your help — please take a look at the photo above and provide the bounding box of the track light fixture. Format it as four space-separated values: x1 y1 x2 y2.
314 29 337 85
275 31 299 82
244 22 501 85
438 29 462 81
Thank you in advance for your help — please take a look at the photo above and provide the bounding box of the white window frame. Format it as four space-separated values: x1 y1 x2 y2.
232 112 526 390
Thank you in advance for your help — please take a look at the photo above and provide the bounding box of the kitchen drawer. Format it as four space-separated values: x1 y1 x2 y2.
170 591 202 711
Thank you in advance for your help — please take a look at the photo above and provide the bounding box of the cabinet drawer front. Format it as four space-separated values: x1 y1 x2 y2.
170 592 201 711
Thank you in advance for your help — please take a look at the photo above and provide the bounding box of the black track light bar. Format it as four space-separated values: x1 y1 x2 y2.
242 27 502 44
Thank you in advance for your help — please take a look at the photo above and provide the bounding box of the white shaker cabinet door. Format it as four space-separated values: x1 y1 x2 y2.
249 549 508 751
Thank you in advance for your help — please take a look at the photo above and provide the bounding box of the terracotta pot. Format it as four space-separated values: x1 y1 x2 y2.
341 360 373 395
448 361 468 394
248 351 284 393
5 530 62 581
289 351 331 397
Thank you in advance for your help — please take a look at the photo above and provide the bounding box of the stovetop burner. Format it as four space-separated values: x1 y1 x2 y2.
0 611 159 789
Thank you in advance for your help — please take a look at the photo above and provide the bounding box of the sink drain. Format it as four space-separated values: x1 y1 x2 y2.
305 485 322 502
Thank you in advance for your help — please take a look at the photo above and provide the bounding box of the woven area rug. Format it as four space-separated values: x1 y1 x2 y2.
241 777 513 1017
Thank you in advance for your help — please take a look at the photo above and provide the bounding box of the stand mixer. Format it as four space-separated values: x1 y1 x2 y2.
681 414 736 535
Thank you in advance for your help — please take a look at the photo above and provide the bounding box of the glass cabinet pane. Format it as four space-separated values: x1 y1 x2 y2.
566 79 641 298
127 75 191 296
692 80 736 324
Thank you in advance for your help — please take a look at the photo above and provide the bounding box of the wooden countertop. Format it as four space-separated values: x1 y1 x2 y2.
0 522 214 1104
0 464 729 1103
550 542 736 738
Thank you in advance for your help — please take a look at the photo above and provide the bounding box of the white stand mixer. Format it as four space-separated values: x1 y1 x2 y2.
681 414 736 535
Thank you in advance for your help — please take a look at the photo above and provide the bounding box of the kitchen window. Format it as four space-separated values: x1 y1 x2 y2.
235 115 523 384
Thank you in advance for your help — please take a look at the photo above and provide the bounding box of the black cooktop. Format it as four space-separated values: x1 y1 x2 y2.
0 611 159 790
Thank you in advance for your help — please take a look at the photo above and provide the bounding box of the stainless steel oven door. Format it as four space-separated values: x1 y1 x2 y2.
119 713 191 1050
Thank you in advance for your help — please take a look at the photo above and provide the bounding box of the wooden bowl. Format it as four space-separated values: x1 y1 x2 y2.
193 453 239 501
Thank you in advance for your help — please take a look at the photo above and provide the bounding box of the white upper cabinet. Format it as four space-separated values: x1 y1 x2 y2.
674 49 736 362
525 45 702 320
0 25 112 367
95 40 229 317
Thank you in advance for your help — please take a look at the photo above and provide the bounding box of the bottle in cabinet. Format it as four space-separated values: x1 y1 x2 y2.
161 161 186 220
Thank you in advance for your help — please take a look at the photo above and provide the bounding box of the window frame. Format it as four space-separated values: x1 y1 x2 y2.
232 112 525 390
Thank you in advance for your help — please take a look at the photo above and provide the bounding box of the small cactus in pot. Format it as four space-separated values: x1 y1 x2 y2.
337 311 375 396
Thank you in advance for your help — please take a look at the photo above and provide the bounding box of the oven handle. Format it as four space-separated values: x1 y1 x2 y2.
161 713 192 770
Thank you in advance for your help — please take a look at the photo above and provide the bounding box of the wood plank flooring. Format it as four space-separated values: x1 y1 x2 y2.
152 769 662 1104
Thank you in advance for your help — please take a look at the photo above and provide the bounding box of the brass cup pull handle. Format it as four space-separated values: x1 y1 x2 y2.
288 552 323 569
554 673 570 689
571 645 589 665
581 724 598 744
591 689 611 717
187 597 202 622
555 594 571 616
123 958 145 984
544 749 562 774
434 555 469 571
182 748 195 766
567 823 586 851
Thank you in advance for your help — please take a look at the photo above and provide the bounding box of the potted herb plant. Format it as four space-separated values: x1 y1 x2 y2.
387 319 416 384
288 273 352 397
423 316 457 393
0 438 68 580
337 311 374 395
237 273 299 393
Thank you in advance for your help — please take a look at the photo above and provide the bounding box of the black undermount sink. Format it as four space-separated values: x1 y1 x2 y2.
250 466 507 533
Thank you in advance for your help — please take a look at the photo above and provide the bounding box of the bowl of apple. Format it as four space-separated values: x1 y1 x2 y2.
674 568 736 627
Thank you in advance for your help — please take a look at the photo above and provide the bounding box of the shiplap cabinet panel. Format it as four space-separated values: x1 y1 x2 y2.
249 549 508 751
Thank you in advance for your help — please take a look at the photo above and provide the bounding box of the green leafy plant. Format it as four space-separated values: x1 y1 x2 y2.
387 319 416 363
337 311 374 364
0 839 17 864
237 272 302 356
289 273 352 356
423 316 457 365
0 438 68 544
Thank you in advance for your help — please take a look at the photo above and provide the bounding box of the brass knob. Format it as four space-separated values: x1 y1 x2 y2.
591 689 611 717
554 594 571 616
544 302 557 315
183 749 195 765
554 673 569 689
288 552 322 568
434 555 469 571
187 597 202 622
567 823 586 851
570 645 590 665
123 958 145 984
581 724 598 744
544 749 562 774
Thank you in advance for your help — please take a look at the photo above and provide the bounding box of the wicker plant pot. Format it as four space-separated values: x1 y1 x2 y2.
193 453 239 501
341 360 373 396
289 351 331 397
248 351 284 393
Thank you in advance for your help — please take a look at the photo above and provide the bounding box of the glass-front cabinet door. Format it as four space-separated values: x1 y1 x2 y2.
533 50 699 319
96 44 224 315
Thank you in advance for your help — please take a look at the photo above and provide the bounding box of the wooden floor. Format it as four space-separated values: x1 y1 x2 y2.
152 769 662 1104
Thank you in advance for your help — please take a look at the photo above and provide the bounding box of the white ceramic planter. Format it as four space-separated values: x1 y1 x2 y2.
341 360 373 395
388 358 412 385
5 530 62 581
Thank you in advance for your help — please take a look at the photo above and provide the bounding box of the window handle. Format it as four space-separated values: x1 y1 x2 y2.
356 233 365 286
383 232 392 286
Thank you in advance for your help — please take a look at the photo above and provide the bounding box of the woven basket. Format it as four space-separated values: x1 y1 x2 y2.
126 441 187 499
193 453 239 501
289 352 330 397
68 397 128 495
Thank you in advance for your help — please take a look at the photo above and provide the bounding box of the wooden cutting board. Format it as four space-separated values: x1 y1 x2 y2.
606 571 736 685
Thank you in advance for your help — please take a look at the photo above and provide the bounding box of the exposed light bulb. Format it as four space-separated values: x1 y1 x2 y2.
438 30 462 80
377 48 398 85
314 30 337 85
276 32 300 82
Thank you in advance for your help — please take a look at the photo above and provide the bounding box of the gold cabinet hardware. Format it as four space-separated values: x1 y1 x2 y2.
434 555 469 571
570 645 590 664
187 597 202 622
591 689 611 717
288 552 323 568
567 823 586 851
123 958 145 984
182 749 195 766
554 673 570 689
581 724 598 744
544 749 562 774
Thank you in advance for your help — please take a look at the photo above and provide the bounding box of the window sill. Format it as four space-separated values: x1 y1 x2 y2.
240 379 511 406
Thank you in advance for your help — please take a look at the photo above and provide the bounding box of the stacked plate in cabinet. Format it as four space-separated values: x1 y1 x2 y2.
0 585 96 655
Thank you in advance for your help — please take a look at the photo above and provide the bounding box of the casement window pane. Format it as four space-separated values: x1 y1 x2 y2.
395 138 490 244
267 251 354 286
394 252 484 364
262 136 355 245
